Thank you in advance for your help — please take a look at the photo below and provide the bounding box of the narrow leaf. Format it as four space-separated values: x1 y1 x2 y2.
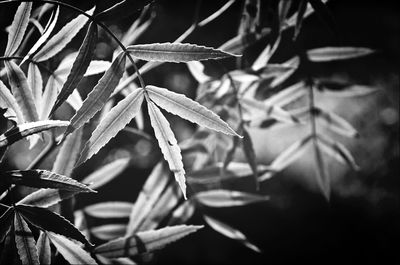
85 60 112 76
196 189 269 207
14 211 39 265
2 170 94 192
5 61 38 123
0 79 24 123
147 100 186 198
90 224 126 241
46 232 97 264
81 157 130 190
95 0 152 22
39 75 58 120
314 107 359 138
36 231 51 265
33 7 95 62
313 138 331 200
147 85 240 137
186 61 211 83
17 204 92 247
0 120 69 148
263 81 306 107
77 87 144 165
219 28 271 55
293 0 307 40
5 2 32 56
167 200 196 226
307 47 374 62
204 215 260 252
127 43 239 62
0 207 14 243
317 84 379 97
95 225 203 258
27 63 43 106
63 52 126 139
51 22 98 114
17 189 79 208
84 201 133 219
242 128 259 186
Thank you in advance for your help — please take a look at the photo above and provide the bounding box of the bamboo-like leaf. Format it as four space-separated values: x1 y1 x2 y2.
0 207 14 243
270 56 300 87
77 87 144 165
36 231 51 265
85 60 112 76
242 128 259 186
2 170 94 192
14 210 40 265
51 22 98 114
196 190 269 207
147 100 186 198
5 2 32 56
0 79 24 124
313 138 331 200
126 162 169 235
219 28 271 55
5 61 38 123
203 215 260 252
318 84 379 97
307 47 374 62
293 0 307 40
127 43 239 62
186 61 212 83
147 85 240 137
27 63 42 106
95 0 152 22
81 157 130 190
317 134 360 171
313 107 359 138
17 189 79 208
90 224 126 241
17 204 92 247
263 81 306 107
167 200 196 226
66 89 83 111
84 201 133 219
0 120 69 148
46 232 97 264
259 135 312 181
63 52 126 139
52 128 83 176
39 75 58 120
198 0 236 27
95 225 203 258
33 7 95 62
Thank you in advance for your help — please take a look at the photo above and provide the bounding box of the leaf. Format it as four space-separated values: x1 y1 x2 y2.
95 225 203 258
126 162 169 235
90 224 126 241
51 22 98 114
85 60 112 76
203 215 260 252
17 189 79 208
127 43 239 62
219 28 271 55
95 0 152 22
83 201 133 219
66 89 83 111
38 75 58 120
46 232 97 264
0 79 24 124
36 231 51 265
269 56 300 87
242 128 259 187
147 100 186 198
16 204 92 247
0 120 69 148
14 210 40 265
186 61 212 83
196 190 269 207
52 128 83 176
238 0 260 35
63 52 126 139
313 107 359 138
259 135 312 181
4 61 38 123
5 2 32 56
263 81 306 107
26 64 42 108
198 0 236 27
293 0 307 40
147 85 240 137
0 207 14 243
81 157 130 190
77 87 144 165
317 84 379 97
2 170 94 192
312 138 331 200
33 7 95 62
167 200 196 226
307 47 374 62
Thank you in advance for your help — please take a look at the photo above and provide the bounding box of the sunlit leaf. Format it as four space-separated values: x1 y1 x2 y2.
85 60 112 76
0 79 24 124
263 81 306 107
0 120 69 148
17 189 79 208
95 225 203 258
62 52 126 139
167 200 196 226
219 28 271 55
39 75 58 120
81 157 130 190
198 0 236 27
307 47 374 62
5 2 32 56
313 138 331 200
293 0 307 40
51 22 97 114
126 162 169 235
269 56 299 87
147 100 186 198
36 231 51 265
95 0 152 22
84 201 133 219
186 61 212 83
14 210 40 265
127 43 239 62
77 87 144 165
33 7 95 62
196 189 269 207
203 215 260 252
147 85 240 137
90 224 126 241
317 84 379 97
27 63 43 106
313 107 359 138
46 232 97 264
17 204 92 247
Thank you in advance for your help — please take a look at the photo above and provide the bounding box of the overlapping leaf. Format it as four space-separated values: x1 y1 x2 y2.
5 2 32 56
17 189 79 208
14 211 40 265
36 231 51 265
27 63 43 105
0 80 24 124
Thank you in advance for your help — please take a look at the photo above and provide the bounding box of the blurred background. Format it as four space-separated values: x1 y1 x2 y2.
1 0 399 264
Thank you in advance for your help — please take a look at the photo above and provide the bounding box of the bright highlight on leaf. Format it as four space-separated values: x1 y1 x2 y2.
5 2 32 56
307 47 374 62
